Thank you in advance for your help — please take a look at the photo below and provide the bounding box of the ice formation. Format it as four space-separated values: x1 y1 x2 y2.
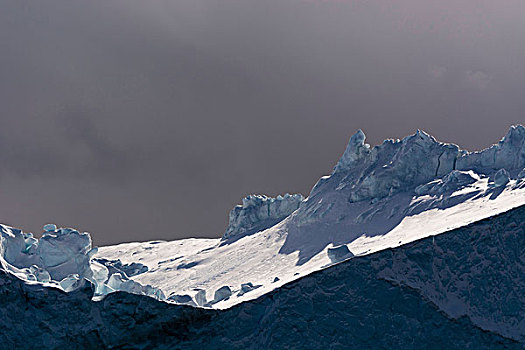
414 170 479 196
0 225 95 291
0 224 165 301
1 124 525 341
327 129 460 202
212 286 232 304
327 244 353 263
456 124 525 176
104 272 165 300
237 282 261 296
222 193 304 242
194 289 207 306
93 258 148 278
333 129 370 173
322 125 525 203
168 294 196 306
493 168 510 187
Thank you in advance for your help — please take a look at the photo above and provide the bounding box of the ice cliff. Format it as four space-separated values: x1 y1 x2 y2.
0 225 96 292
222 193 304 242
0 224 165 300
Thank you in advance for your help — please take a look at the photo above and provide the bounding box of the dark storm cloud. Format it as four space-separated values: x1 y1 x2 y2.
0 0 524 245
57 106 135 182
0 104 133 183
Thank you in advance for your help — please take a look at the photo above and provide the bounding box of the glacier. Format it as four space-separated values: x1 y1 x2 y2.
329 125 524 203
1 125 524 348
0 224 166 301
0 225 95 290
0 205 523 348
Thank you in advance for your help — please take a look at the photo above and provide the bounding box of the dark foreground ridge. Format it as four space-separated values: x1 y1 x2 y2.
1 205 524 349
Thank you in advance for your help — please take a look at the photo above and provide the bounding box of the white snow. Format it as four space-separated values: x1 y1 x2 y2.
2 125 525 310
96 125 525 309
97 175 525 309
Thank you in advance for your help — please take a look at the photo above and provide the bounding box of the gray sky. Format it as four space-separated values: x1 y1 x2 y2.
1 0 524 245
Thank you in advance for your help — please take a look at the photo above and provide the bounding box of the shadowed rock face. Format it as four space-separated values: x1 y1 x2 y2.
1 205 523 349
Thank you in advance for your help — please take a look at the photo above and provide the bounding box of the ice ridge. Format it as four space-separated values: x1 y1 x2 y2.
324 125 525 202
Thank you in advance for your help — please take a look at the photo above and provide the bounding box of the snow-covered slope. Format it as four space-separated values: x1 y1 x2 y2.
1 204 523 348
2 126 525 309
95 125 525 308
1 125 524 347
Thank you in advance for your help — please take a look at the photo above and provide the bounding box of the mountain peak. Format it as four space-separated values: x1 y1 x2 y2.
325 125 525 203
333 129 370 173
2 125 525 320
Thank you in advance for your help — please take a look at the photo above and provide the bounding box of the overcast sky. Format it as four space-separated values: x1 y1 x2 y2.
1 0 524 245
